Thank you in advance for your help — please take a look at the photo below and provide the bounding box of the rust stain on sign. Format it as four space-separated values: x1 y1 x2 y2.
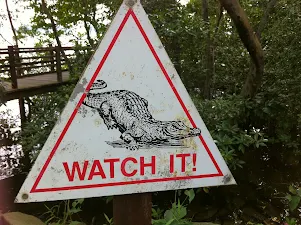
222 174 233 184
70 77 88 102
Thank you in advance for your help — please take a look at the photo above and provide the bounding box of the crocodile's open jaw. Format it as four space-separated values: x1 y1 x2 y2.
163 121 201 140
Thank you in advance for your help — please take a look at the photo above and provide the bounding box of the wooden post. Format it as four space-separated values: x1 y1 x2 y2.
113 193 152 225
13 45 22 77
49 45 55 72
19 98 26 126
55 46 62 82
7 46 17 89
12 46 27 126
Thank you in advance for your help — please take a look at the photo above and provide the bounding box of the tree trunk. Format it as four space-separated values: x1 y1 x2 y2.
241 0 277 98
218 0 264 98
202 0 214 99
5 0 18 46
89 5 101 38
84 20 94 48
5 0 30 172
41 0 72 70
5 0 27 127
90 19 101 38
83 0 94 47
5 0 21 78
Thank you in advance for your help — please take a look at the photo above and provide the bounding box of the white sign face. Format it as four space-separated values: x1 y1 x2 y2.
16 0 235 203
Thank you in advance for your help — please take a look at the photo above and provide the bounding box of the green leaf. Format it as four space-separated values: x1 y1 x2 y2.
104 213 112 223
203 187 209 193
166 219 175 225
174 205 187 220
69 221 83 225
106 196 113 204
286 194 292 201
152 219 166 225
152 208 163 220
297 188 301 197
289 185 297 195
68 208 82 214
289 196 301 211
184 189 195 203
164 209 174 221
177 190 182 197
286 217 297 225
152 208 157 214
254 133 258 141
77 198 84 204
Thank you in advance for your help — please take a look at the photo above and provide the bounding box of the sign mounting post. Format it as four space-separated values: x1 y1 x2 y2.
112 3 152 225
113 192 152 225
16 0 236 224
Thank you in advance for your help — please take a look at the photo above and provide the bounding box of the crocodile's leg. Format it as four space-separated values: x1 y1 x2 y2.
98 102 116 130
98 110 114 130
120 125 143 150
120 132 138 151
120 130 141 151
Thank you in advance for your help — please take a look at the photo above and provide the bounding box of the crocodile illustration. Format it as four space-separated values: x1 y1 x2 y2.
82 80 201 150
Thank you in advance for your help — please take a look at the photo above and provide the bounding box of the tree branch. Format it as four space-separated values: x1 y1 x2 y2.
218 0 264 98
256 0 278 40
83 0 94 47
40 0 72 70
214 3 224 35
5 0 18 46
202 0 214 99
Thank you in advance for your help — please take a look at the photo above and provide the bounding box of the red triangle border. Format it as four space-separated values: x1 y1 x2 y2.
31 9 223 193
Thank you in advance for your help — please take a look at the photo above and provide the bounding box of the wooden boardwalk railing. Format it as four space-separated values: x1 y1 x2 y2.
0 46 86 101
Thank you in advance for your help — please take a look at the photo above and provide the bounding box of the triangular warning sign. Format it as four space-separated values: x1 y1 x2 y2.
16 0 235 203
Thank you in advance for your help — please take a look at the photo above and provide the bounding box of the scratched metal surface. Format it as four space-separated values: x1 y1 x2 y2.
15 0 235 203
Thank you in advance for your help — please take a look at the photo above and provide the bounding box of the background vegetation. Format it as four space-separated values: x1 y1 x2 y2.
1 0 301 224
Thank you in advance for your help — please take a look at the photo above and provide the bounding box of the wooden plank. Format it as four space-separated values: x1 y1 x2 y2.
19 55 52 60
3 71 69 92
17 46 74 51
0 68 10 72
15 60 54 66
17 69 68 78
17 49 55 53
18 65 53 70
2 82 70 101
0 64 10 68
17 47 55 50
16 47 75 53
2 71 75 101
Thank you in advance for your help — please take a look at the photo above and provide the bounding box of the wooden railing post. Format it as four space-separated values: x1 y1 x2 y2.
55 46 62 82
8 46 18 89
14 45 23 77
49 44 55 72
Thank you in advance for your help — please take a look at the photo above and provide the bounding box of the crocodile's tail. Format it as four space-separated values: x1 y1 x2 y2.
83 80 108 109
90 79 107 90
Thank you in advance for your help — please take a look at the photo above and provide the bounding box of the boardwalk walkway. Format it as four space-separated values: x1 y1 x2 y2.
2 71 70 101
0 46 82 101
